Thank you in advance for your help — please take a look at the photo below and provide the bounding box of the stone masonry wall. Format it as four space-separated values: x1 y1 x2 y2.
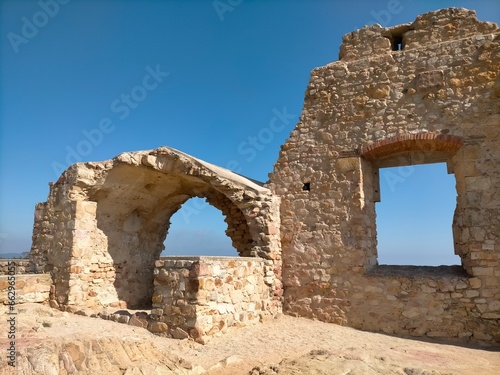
268 8 500 343
151 256 277 343
29 7 498 345
0 274 51 304
0 259 36 275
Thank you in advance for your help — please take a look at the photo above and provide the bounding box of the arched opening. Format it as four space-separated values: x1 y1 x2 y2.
161 197 238 257
45 147 281 313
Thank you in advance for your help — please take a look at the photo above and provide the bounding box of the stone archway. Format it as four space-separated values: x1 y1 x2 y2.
30 147 282 310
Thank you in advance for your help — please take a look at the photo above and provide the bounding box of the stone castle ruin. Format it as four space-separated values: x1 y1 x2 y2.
23 8 500 344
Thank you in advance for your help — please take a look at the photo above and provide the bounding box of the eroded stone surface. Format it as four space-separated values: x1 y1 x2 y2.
0 337 201 374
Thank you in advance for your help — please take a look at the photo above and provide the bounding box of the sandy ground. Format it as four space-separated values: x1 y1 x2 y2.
0 303 498 374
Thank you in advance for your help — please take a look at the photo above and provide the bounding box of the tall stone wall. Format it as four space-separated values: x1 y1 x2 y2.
268 8 500 343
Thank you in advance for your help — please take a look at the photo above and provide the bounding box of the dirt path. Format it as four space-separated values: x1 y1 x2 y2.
0 304 498 374
171 314 499 375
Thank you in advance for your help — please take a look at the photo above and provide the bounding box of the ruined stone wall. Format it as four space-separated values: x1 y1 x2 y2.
151 256 277 343
269 8 500 343
31 147 282 312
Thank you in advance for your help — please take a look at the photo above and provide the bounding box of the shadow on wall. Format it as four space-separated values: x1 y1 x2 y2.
91 164 253 308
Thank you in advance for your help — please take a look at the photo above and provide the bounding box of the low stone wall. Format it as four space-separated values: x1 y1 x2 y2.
151 256 277 343
0 259 37 275
357 266 499 342
286 265 499 344
0 274 51 304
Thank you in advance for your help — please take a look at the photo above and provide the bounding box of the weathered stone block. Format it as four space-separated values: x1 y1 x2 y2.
469 278 482 288
148 321 169 333
415 70 445 92
129 315 148 328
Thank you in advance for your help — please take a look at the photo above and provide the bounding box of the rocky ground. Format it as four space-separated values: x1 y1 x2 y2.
0 303 498 374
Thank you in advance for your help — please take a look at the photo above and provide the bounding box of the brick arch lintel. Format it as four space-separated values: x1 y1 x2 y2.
359 133 464 160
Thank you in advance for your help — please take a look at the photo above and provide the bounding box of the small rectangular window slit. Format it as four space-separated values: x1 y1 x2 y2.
383 25 409 52
394 37 403 51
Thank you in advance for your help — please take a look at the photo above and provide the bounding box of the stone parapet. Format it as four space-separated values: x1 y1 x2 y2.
286 266 499 343
151 256 279 343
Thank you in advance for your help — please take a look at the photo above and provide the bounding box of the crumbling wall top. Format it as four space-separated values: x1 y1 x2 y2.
339 8 499 60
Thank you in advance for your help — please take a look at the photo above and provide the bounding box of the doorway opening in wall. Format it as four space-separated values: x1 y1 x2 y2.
376 162 460 266
161 197 238 257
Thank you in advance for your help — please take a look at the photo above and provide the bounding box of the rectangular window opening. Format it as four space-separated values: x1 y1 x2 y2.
375 162 460 267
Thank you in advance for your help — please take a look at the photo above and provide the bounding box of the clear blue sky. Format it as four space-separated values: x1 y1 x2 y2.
1 0 498 265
